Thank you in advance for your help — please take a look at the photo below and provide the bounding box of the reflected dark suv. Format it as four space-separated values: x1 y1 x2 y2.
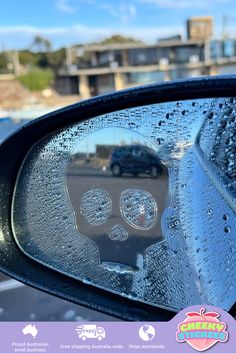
110 145 164 177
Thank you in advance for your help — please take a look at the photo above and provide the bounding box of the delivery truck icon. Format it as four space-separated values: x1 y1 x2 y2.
76 324 106 341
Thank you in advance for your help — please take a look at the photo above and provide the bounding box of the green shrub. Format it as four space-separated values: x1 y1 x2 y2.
0 52 10 73
18 68 54 91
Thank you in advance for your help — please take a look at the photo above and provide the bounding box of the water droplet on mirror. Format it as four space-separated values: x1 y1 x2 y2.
224 226 231 233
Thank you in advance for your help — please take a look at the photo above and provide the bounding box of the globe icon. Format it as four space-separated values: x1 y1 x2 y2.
139 325 156 341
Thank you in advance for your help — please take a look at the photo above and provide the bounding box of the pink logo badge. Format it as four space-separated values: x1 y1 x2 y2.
176 307 228 352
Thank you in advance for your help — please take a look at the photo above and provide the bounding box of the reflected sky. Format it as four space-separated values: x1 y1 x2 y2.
74 127 156 154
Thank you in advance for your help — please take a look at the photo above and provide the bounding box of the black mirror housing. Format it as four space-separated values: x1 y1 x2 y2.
0 76 236 320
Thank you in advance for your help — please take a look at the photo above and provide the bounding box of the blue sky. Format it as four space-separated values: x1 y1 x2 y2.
0 0 235 49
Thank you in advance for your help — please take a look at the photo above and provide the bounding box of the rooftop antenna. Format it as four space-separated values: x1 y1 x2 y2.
222 15 234 39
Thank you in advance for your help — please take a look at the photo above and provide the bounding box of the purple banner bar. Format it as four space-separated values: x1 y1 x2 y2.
0 305 235 353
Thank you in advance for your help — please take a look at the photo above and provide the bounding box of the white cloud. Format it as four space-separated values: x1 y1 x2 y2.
139 0 231 9
0 26 67 35
100 2 137 23
120 3 137 22
99 4 117 17
55 0 77 13
0 24 184 49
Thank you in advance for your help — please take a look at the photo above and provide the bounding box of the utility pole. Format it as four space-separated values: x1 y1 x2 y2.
12 50 20 76
66 46 72 73
222 15 228 39
222 15 235 39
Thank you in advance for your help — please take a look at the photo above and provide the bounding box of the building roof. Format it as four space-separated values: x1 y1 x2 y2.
75 39 204 53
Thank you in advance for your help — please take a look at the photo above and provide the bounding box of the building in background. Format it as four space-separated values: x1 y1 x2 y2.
187 16 213 41
56 16 236 99
56 39 206 98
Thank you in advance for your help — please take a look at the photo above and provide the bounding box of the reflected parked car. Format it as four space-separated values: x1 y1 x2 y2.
110 144 164 177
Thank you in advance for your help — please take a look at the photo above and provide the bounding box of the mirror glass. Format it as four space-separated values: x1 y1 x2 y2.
12 98 236 312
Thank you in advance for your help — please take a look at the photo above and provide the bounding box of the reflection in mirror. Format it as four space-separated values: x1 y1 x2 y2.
12 98 236 312
66 128 169 271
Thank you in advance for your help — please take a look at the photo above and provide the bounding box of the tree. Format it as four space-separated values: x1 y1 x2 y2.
47 48 66 73
44 39 52 52
98 35 144 45
31 35 51 52
0 52 8 73
19 50 38 67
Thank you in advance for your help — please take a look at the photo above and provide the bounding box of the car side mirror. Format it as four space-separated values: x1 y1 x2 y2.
0 77 236 321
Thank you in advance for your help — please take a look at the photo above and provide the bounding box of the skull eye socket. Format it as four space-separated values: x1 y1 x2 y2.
80 188 112 225
120 189 157 230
